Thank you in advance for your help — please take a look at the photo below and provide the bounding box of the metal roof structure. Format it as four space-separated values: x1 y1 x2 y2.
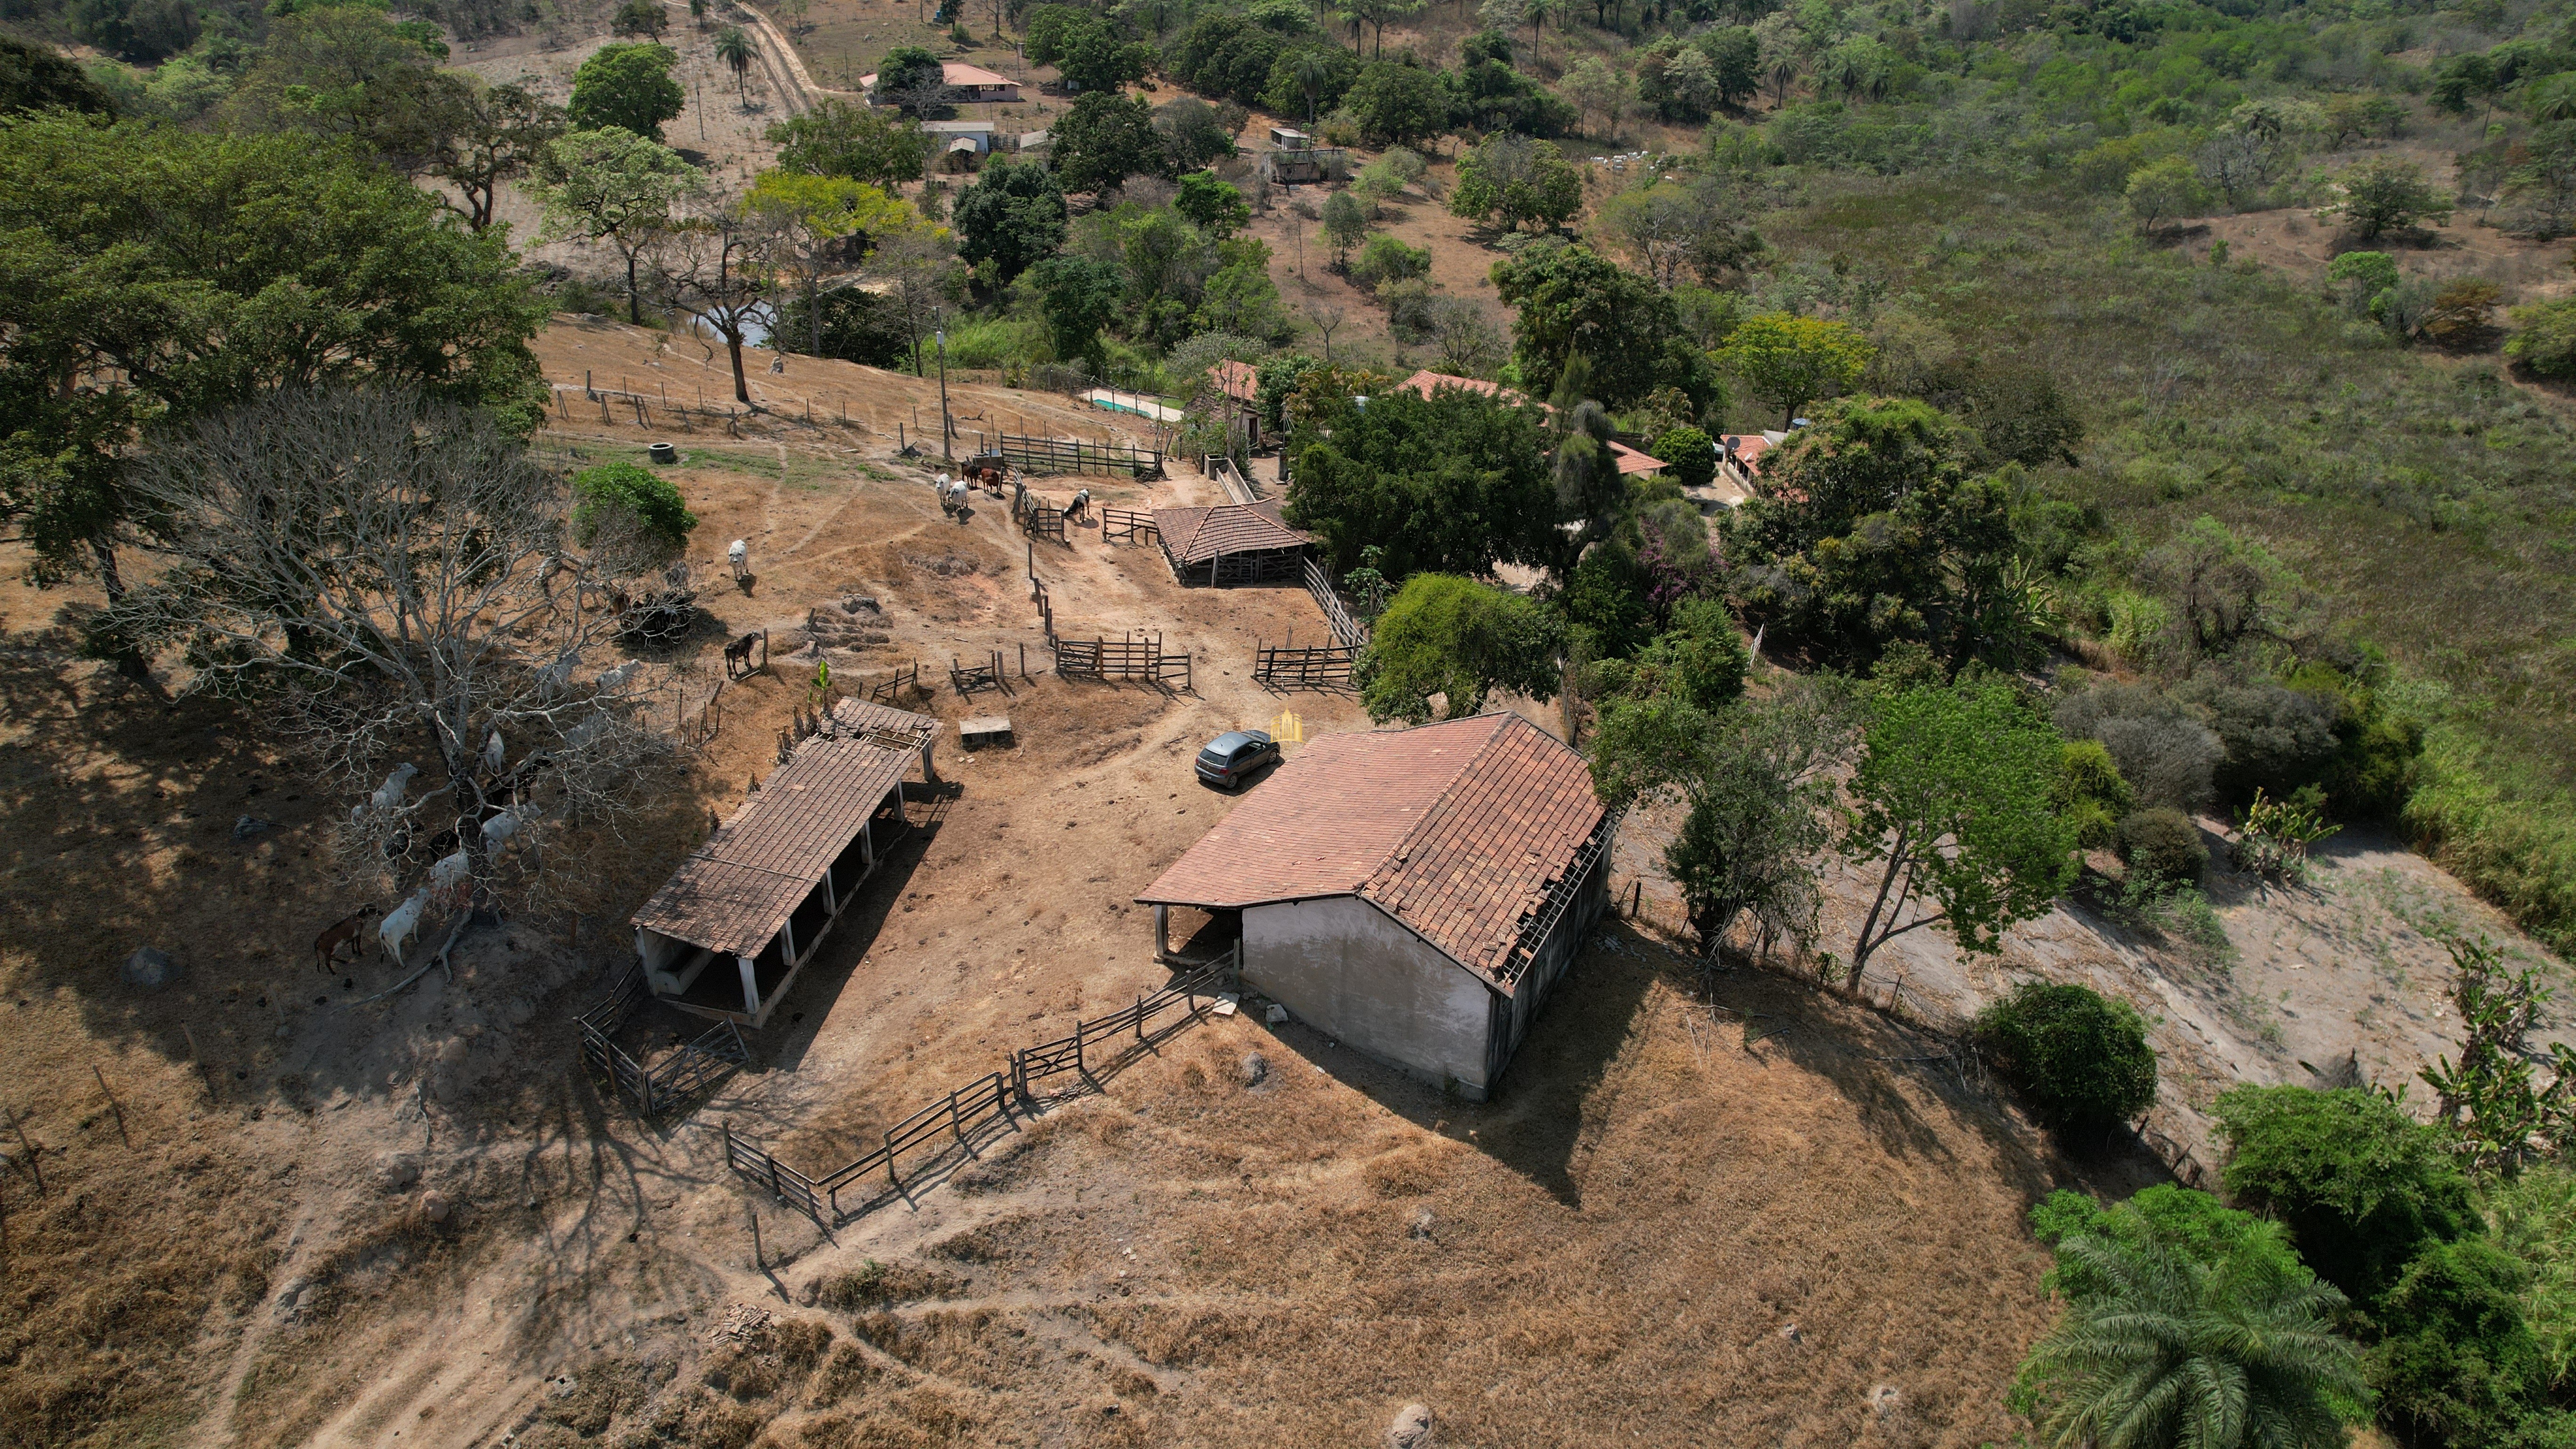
1137 714 1607 991
631 702 934 958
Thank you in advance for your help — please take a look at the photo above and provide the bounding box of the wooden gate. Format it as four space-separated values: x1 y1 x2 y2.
990 432 1164 478
1254 643 1357 690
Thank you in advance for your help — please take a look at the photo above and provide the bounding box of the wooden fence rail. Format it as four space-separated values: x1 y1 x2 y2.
990 431 1164 478
950 651 1007 697
1054 630 1191 691
1254 642 1358 691
578 966 749 1119
1101 507 1159 545
1303 557 1370 650
1012 480 1068 544
721 951 1236 1224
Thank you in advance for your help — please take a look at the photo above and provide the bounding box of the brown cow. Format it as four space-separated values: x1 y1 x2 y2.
314 905 379 974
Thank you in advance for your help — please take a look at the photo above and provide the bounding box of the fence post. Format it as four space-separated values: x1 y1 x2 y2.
1135 992 1144 1040
885 1130 899 1190
949 1087 964 1144
1074 1021 1084 1077
722 1118 734 1171
767 1153 782 1203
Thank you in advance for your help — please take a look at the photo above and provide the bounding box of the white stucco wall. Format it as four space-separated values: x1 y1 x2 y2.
1242 895 1499 1097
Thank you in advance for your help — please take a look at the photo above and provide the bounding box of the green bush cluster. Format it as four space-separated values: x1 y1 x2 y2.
2118 806 2208 887
572 460 696 556
1974 981 2158 1131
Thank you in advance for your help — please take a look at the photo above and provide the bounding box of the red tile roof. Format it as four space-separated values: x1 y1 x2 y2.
1151 499 1312 566
1610 440 1666 476
1137 714 1607 992
1720 434 1773 473
1212 359 1259 404
1397 369 1529 406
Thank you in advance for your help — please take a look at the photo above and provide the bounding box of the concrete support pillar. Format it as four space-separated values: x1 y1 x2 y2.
737 955 760 1017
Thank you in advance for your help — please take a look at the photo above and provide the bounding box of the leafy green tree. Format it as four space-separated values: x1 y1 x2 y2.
953 156 1068 284
433 80 567 234
2505 298 2576 380
1284 384 1560 578
1840 682 2078 985
1450 133 1583 233
745 171 925 355
2417 932 2576 1177
573 460 697 557
1490 242 1708 412
1031 254 1123 368
766 99 928 188
1723 396 2027 671
2324 158 2454 240
531 126 700 325
2014 1227 2366 1449
612 0 669 40
2029 1184 2318 1297
772 287 914 368
870 45 946 117
1156 97 1245 170
1717 311 1874 427
1444 28 1578 136
0 115 547 614
221 6 469 177
2125 155 2209 234
1049 90 1173 194
1175 170 1250 238
1195 239 1288 341
1355 573 1565 724
1024 4 1155 92
1263 44 1359 125
568 41 685 141
1320 189 1368 270
2212 1085 2483 1309
0 36 120 116
1975 982 2158 1129
1653 425 1715 489
1341 58 1449 146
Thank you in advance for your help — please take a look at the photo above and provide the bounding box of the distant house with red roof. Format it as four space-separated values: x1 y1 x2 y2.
1395 369 1530 406
859 61 1022 105
1137 713 1614 1099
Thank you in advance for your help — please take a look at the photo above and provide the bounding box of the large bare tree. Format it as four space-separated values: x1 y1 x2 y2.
654 184 782 405
113 388 672 918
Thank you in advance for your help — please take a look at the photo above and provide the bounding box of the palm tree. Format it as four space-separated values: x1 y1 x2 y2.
2019 1234 2369 1449
715 26 755 104
1292 51 1334 126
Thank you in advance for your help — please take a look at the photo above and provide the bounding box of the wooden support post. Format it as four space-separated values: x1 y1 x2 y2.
948 1088 963 1144
4 1108 40 1196
1134 993 1144 1040
884 1130 899 1189
93 1064 129 1149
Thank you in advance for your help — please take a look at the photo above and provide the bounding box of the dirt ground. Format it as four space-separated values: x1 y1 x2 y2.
0 314 2166 1449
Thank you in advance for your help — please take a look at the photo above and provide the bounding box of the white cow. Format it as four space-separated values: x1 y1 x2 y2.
596 659 644 693
378 891 429 962
481 812 520 852
428 849 471 898
728 539 749 574
481 729 505 776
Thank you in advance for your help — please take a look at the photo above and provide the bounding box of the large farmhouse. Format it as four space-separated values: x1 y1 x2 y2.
1138 713 1614 1100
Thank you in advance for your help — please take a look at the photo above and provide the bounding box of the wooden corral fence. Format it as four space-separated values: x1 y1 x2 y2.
578 966 749 1118
1304 557 1370 650
867 663 923 704
1055 630 1192 691
989 431 1164 479
950 651 1008 696
1204 454 1261 504
1012 479 1068 545
1254 642 1357 691
719 951 1237 1224
1100 507 1159 545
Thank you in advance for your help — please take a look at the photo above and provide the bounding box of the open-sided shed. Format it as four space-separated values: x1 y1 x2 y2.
1151 498 1314 586
631 699 938 1027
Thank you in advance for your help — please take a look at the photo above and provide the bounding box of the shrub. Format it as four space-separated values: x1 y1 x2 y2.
2368 1238 2552 1448
2211 1085 2482 1308
1651 425 1715 490
2504 298 2576 380
572 460 695 557
1974 981 2158 1130
2056 682 2223 813
2055 739 2134 849
2118 806 2207 886
1350 232 1430 292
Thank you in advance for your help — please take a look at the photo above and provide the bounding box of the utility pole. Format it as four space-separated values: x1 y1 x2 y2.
934 329 953 462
